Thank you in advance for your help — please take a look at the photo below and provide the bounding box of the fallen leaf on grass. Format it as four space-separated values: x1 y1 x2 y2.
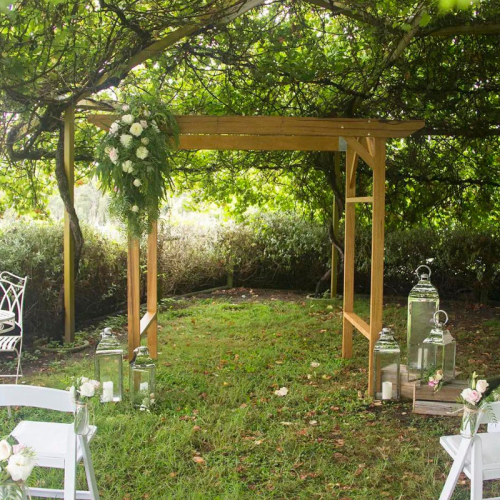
274 387 288 397
310 361 320 368
193 456 205 464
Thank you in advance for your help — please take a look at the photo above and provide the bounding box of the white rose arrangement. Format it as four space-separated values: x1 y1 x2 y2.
0 438 37 492
95 97 179 238
70 376 100 403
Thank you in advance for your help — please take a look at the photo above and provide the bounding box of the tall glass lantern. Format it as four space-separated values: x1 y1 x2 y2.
94 327 123 402
407 265 439 380
373 327 401 401
421 310 456 382
130 346 156 410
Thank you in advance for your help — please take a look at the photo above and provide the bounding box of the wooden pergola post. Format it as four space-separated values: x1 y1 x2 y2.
330 152 341 298
63 105 75 343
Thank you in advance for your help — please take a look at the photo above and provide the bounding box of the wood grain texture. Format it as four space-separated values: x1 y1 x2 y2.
343 312 370 339
345 196 373 203
127 237 141 360
87 115 425 139
64 106 75 343
146 221 158 358
344 137 376 169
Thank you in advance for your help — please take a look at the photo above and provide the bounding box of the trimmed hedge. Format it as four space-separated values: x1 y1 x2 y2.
0 216 498 341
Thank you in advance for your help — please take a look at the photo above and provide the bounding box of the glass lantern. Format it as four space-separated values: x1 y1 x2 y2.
373 327 401 401
94 327 123 403
130 346 156 410
407 265 439 380
421 310 456 382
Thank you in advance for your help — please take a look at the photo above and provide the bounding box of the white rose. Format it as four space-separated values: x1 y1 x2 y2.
79 381 95 398
122 160 134 173
129 122 143 137
136 146 149 160
140 120 148 129
476 379 489 394
108 148 119 164
131 205 139 213
6 453 35 482
0 440 12 461
141 137 149 145
120 134 133 148
122 104 130 111
122 114 134 124
133 178 142 187
461 388 481 405
109 121 120 135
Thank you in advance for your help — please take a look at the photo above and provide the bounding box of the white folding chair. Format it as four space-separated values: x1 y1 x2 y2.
439 401 500 500
0 385 100 500
0 272 28 383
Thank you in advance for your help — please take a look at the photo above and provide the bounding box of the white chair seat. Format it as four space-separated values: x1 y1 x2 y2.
0 335 21 351
11 421 97 469
441 434 500 481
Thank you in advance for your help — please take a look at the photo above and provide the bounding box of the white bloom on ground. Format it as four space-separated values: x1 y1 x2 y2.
122 114 134 124
120 134 133 148
6 452 35 481
131 205 139 212
79 381 95 398
122 104 130 111
130 122 144 137
274 387 288 397
136 146 149 160
69 386 77 403
476 379 489 394
461 388 482 405
141 137 149 145
108 148 119 164
133 178 142 187
109 121 120 135
310 361 320 368
0 440 12 461
122 160 134 173
140 120 148 129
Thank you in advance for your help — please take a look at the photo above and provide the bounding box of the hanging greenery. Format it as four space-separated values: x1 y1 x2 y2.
95 97 178 238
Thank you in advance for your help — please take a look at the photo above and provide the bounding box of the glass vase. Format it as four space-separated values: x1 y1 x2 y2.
0 483 27 500
460 406 479 439
74 401 90 436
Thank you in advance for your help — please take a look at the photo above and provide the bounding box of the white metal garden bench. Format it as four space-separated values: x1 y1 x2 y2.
439 401 500 500
0 385 100 500
0 271 28 383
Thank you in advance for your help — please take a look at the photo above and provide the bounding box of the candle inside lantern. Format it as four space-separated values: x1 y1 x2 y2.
382 381 393 400
140 382 149 393
417 348 423 369
102 381 114 402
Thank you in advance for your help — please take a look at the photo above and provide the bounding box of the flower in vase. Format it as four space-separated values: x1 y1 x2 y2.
130 122 144 137
80 381 96 398
0 439 12 460
6 451 36 482
461 388 482 405
476 379 489 394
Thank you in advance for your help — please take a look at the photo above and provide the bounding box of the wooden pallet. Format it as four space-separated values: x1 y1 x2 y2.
398 365 466 416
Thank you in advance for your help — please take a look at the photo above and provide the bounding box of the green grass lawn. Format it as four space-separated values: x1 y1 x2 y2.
1 292 499 499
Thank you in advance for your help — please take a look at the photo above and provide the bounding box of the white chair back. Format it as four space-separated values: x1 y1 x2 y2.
0 384 75 413
478 401 500 426
0 272 28 332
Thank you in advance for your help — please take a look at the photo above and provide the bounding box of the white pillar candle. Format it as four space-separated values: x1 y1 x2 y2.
417 348 423 369
140 382 149 393
102 381 114 402
382 381 393 400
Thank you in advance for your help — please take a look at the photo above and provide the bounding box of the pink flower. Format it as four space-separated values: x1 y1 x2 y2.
428 380 439 388
476 380 489 394
461 388 482 405
108 148 119 164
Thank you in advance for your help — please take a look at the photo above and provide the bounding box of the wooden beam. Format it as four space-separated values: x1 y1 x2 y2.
140 312 157 337
343 312 370 340
344 137 376 169
330 152 341 298
345 196 373 203
146 221 158 359
63 106 75 343
87 115 425 139
368 138 386 395
342 146 358 359
127 236 141 360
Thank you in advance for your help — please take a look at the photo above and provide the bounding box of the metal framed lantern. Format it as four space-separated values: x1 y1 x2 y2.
373 327 401 401
421 310 456 382
94 327 124 402
407 265 439 380
130 346 156 410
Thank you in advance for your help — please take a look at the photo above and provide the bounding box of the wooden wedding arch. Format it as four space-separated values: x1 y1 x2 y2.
65 103 424 392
